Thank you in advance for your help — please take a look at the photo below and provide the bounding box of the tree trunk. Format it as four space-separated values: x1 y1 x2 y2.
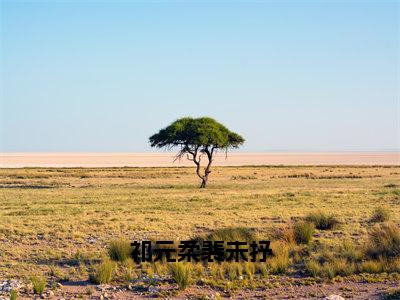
188 146 214 189
198 147 214 188
200 175 208 188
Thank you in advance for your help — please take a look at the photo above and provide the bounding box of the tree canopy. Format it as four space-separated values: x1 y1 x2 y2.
149 117 245 188
149 117 244 150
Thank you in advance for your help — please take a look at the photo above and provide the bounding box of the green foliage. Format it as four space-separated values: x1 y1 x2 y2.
9 289 17 300
170 263 191 290
89 260 115 284
149 117 244 150
108 238 131 262
306 211 340 230
294 222 314 244
366 223 400 259
31 276 46 294
370 206 391 222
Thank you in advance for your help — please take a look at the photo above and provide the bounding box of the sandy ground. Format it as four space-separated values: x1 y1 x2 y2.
1 152 399 168
9 279 400 299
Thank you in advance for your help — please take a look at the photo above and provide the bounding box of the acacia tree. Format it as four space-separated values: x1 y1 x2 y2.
149 117 245 188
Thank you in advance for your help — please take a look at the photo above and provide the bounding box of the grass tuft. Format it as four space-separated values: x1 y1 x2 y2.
205 227 257 243
306 211 340 230
9 289 18 300
337 240 362 262
305 260 321 277
294 222 314 244
244 262 255 280
170 263 191 290
366 223 400 259
31 276 46 294
359 260 383 274
122 259 137 281
369 207 391 223
89 259 115 284
268 242 290 274
108 238 132 262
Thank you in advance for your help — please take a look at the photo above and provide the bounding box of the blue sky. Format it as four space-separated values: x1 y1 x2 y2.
1 1 399 152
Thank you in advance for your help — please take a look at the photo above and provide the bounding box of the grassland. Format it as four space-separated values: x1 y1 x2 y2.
0 166 399 299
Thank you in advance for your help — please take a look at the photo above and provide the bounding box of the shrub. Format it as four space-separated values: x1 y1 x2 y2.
89 260 115 284
170 263 191 290
306 211 340 230
366 223 400 259
294 222 314 244
370 207 390 223
108 238 131 262
9 289 17 300
31 276 46 294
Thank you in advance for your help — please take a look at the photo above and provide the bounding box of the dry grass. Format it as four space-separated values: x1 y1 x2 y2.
108 238 132 262
306 211 340 230
89 259 115 284
370 206 391 222
366 223 400 259
0 166 399 283
170 262 191 289
294 222 315 244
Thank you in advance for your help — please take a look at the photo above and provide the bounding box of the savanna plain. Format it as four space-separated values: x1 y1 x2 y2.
0 166 399 299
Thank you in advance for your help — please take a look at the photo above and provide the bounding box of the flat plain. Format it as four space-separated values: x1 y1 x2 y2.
0 165 399 299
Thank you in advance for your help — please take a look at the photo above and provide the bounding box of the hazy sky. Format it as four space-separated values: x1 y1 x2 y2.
1 1 399 152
